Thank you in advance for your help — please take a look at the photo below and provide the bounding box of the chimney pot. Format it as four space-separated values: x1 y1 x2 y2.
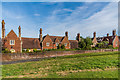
18 25 21 39
113 30 116 36
65 31 68 38
40 28 42 34
39 28 42 42
93 32 96 38
2 20 5 39
77 33 80 41
107 33 109 37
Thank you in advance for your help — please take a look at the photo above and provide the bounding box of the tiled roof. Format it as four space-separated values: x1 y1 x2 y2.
49 36 64 42
22 37 41 49
69 40 78 49
96 36 116 44
42 34 65 43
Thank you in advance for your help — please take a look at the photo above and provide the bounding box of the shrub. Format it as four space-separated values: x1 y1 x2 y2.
36 50 41 52
22 49 26 52
85 45 92 50
84 37 93 45
114 47 118 49
57 44 61 49
107 45 113 49
92 47 98 50
78 39 86 49
61 45 65 49
26 49 30 52
33 49 37 52
78 37 92 50
2 49 11 53
75 48 81 50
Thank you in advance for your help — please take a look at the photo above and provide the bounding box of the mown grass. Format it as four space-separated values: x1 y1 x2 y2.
2 51 119 78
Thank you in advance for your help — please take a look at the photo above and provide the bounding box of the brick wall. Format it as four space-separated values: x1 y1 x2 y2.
3 30 21 52
2 49 118 62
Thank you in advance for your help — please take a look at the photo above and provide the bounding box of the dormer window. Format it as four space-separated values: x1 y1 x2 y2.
46 42 50 46
10 40 15 45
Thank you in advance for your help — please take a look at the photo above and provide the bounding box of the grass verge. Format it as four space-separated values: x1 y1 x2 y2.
2 51 119 78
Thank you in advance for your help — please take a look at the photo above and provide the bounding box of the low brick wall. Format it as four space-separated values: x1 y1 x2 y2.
1 49 118 62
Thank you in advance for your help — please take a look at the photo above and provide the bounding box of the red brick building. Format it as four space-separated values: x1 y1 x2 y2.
92 30 119 48
2 20 119 53
1 20 79 53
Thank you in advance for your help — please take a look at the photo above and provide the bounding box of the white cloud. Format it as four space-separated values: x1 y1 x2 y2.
1 2 118 40
34 13 40 16
41 2 118 40
63 9 73 12
16 16 24 19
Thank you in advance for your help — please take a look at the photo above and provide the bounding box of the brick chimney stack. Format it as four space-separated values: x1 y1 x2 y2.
2 20 5 39
93 32 96 38
18 26 21 40
77 33 80 42
18 26 22 52
107 33 109 37
113 30 116 36
65 31 68 39
39 28 42 42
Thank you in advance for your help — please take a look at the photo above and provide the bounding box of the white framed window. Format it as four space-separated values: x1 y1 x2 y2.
64 43 67 46
46 42 50 46
10 40 15 45
56 43 59 46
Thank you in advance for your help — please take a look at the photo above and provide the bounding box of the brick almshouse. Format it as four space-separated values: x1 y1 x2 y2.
1 20 120 53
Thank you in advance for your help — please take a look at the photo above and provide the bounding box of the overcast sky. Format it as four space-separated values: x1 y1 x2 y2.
0 2 118 40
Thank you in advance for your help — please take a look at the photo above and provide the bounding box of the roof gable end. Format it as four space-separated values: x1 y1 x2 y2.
6 30 18 38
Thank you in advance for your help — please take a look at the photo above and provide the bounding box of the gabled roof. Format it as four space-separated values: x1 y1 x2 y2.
42 34 65 43
96 37 104 43
6 30 18 38
69 40 78 49
49 36 65 42
22 37 41 49
96 36 116 44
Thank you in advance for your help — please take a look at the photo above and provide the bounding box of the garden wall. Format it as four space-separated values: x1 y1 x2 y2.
2 49 118 62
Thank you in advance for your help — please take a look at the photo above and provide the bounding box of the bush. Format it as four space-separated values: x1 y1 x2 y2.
85 45 92 50
57 44 61 49
61 45 65 49
22 49 26 52
114 47 118 49
78 39 86 49
26 49 30 52
96 42 104 48
96 41 109 48
75 48 81 50
36 50 41 52
78 37 92 50
107 45 113 49
84 37 93 45
2 49 11 53
92 47 98 50
33 49 37 52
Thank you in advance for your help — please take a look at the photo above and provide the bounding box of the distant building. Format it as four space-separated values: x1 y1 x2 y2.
92 30 119 48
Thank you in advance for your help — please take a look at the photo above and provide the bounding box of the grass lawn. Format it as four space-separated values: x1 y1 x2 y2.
2 51 119 78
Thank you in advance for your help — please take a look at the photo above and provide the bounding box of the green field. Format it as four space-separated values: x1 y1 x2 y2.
2 51 119 78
